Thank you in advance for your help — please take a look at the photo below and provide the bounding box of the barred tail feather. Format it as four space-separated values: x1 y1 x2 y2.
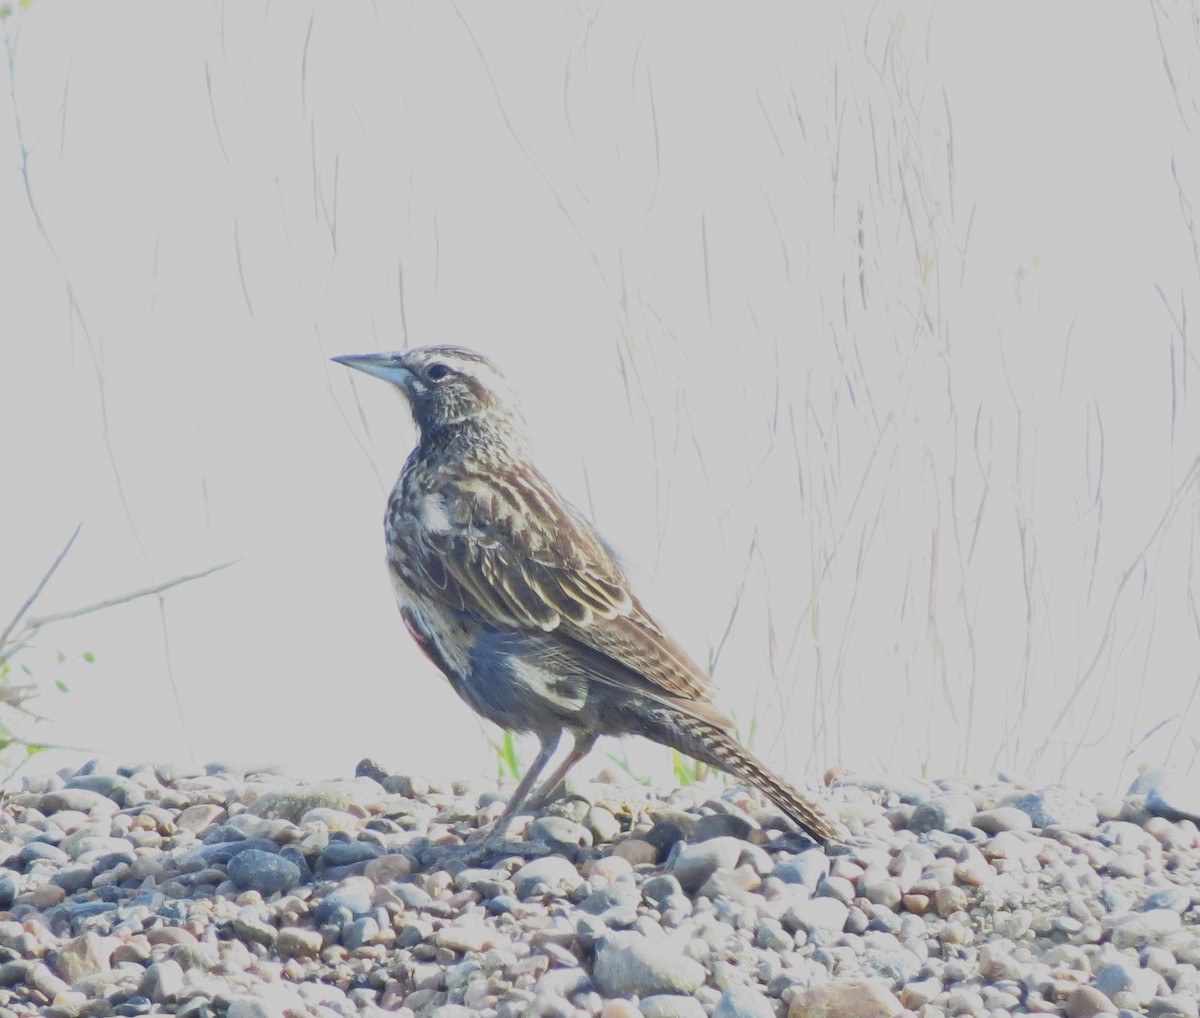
670 714 841 844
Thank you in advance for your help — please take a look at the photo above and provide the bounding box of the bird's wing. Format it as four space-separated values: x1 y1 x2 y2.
407 463 718 707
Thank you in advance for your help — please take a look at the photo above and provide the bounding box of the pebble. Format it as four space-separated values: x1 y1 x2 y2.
1093 959 1162 1004
784 896 850 934
773 848 829 891
226 849 302 895
713 985 776 1018
1108 908 1183 949
592 932 706 996
909 793 977 833
787 978 903 1018
973 806 1033 834
640 994 708 1018
1 760 1198 1018
1013 787 1100 833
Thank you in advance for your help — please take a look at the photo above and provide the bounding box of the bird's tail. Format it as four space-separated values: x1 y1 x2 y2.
667 712 842 844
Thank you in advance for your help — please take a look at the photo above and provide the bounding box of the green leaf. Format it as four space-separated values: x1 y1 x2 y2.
500 731 521 779
604 751 652 786
55 680 70 693
82 652 95 664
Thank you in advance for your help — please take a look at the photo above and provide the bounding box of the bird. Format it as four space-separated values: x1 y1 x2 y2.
333 345 840 847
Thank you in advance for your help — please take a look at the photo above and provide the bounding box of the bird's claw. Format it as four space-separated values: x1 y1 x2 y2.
420 835 553 870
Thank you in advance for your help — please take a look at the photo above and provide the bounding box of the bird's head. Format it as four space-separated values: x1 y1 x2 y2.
332 345 525 438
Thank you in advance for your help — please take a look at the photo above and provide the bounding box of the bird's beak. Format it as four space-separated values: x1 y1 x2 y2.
331 352 413 387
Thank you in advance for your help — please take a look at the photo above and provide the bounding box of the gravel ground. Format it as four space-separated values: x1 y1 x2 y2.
0 758 1196 1018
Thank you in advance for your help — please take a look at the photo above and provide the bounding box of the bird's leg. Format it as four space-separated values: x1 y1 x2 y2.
524 732 597 812
423 732 564 868
489 730 562 839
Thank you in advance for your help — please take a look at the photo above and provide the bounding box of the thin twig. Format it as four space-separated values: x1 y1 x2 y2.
21 560 238 633
0 525 81 653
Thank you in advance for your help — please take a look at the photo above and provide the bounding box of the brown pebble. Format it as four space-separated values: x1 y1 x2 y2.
26 885 67 910
276 926 323 958
973 807 1033 834
581 856 633 882
111 937 152 964
601 1000 643 1018
364 854 414 884
934 885 969 917
26 961 71 999
379 982 407 1009
1064 986 1117 1018
145 927 197 947
612 839 657 866
902 893 931 915
175 804 226 834
789 977 903 1018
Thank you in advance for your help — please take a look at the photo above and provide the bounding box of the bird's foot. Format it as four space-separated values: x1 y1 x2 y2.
418 832 552 870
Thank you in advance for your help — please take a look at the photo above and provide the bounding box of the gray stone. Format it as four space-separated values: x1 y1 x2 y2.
227 998 285 1018
714 985 776 1018
693 813 755 842
862 945 922 984
640 995 708 1018
787 978 903 1018
314 877 374 924
642 874 685 907
526 816 593 848
245 780 383 822
430 1007 475 1018
773 848 830 891
227 850 302 895
512 855 584 897
672 837 771 893
1108 909 1183 949
38 788 121 815
580 879 640 915
341 916 380 950
583 806 621 843
52 931 112 984
783 897 850 935
65 774 146 807
973 807 1033 834
1013 788 1099 833
1093 961 1162 1005
322 839 381 866
17 842 69 866
852 774 938 804
755 919 794 953
592 933 705 997
1142 887 1192 913
50 865 95 894
230 911 277 948
1149 994 1200 1018
815 875 856 905
276 926 323 958
393 882 433 909
1064 986 1116 1018
139 959 185 1003
1096 820 1157 850
908 794 977 834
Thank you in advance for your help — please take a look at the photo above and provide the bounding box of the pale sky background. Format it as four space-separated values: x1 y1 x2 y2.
2 4 1198 796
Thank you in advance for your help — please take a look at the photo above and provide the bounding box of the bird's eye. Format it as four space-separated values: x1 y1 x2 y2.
426 363 451 382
